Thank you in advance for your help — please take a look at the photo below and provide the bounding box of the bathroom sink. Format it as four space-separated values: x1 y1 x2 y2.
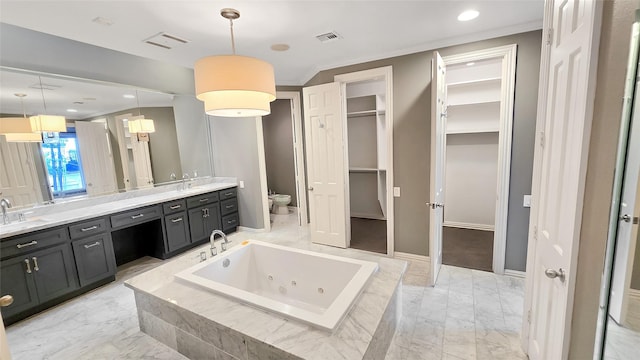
0 216 51 229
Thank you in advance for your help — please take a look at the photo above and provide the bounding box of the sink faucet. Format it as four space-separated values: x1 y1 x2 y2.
209 229 229 256
0 196 12 225
181 173 192 191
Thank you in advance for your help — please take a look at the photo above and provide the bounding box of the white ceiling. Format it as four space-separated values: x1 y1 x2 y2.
0 0 545 86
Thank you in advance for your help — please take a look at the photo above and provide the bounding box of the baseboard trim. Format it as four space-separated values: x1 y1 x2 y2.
504 269 526 278
237 226 269 233
443 221 495 232
394 252 430 263
629 289 640 300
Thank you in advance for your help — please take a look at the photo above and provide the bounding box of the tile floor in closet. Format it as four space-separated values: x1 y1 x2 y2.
6 211 527 360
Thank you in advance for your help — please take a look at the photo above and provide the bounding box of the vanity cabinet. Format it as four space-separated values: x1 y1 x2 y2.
164 211 191 253
0 228 79 322
70 217 116 288
188 202 221 243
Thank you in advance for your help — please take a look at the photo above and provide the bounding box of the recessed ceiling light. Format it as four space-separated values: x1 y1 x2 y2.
466 62 476 66
458 10 479 22
123 94 135 99
271 44 290 52
67 109 78 113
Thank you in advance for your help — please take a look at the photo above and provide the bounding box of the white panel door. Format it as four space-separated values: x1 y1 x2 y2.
114 114 134 190
429 51 446 286
129 117 154 189
527 0 602 358
609 94 640 324
303 82 348 248
75 121 118 196
0 137 42 206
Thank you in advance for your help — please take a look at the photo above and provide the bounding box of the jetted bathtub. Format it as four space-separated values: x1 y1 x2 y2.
175 240 379 331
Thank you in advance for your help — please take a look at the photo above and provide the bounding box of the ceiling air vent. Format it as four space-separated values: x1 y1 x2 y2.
316 31 342 43
29 83 61 91
143 32 190 50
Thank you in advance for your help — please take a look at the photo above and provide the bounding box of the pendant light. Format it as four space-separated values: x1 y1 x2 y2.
194 8 276 117
29 76 67 133
0 94 41 142
127 90 156 134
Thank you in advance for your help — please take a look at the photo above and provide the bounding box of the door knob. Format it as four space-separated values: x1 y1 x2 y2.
0 295 14 307
621 214 631 223
308 187 314 191
545 268 566 282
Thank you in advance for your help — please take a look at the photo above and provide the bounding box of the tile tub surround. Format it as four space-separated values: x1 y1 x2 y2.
0 177 237 239
125 233 406 360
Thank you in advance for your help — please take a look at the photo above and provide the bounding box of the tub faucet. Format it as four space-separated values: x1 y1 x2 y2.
0 196 12 225
209 229 229 256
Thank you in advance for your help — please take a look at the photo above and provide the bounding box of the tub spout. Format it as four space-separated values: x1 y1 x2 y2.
209 229 229 256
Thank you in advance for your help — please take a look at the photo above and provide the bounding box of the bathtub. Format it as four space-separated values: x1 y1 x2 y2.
174 240 379 331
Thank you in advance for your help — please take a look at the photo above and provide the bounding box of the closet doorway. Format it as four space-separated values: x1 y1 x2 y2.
431 45 517 274
335 67 394 255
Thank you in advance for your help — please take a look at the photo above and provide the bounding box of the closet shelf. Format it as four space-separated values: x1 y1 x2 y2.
446 128 499 135
447 77 501 88
447 100 501 108
349 167 379 173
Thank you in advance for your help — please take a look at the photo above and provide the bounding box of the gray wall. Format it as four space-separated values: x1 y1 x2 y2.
83 107 182 187
570 1 637 358
305 30 542 271
210 117 265 230
262 99 297 206
172 95 212 178
632 230 640 290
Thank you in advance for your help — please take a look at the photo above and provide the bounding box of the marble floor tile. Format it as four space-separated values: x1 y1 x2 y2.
6 214 527 360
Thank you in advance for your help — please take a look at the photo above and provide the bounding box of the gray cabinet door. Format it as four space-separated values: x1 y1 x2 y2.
188 207 208 242
0 256 38 319
31 244 79 303
204 203 222 235
165 212 191 253
72 233 116 287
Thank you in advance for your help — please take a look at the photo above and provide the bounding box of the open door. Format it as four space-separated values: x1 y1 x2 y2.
75 121 118 196
0 138 42 206
302 82 348 248
526 0 602 358
429 51 446 286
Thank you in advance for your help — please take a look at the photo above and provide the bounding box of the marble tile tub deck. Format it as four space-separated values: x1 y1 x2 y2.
126 231 407 360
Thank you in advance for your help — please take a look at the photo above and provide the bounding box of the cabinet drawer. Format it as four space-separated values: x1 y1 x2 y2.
187 192 218 208
72 233 116 287
68 218 108 240
110 205 161 229
1 228 69 260
163 199 186 214
218 187 237 200
220 198 238 216
222 213 239 232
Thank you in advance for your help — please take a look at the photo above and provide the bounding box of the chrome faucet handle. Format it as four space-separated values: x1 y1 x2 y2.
170 173 176 181
221 242 228 252
211 246 218 257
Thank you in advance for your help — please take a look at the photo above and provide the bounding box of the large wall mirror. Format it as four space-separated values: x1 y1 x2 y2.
597 11 640 360
0 67 209 208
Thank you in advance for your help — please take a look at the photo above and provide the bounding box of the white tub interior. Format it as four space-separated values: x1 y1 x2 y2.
175 240 379 331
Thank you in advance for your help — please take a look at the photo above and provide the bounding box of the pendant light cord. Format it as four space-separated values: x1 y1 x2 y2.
38 76 48 114
229 18 236 55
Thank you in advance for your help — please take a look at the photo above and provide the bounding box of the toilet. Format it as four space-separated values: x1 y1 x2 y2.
271 194 291 215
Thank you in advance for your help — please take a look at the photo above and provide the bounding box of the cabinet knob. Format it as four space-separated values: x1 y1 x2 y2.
0 295 13 307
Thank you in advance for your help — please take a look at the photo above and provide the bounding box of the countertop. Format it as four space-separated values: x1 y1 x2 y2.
0 179 237 239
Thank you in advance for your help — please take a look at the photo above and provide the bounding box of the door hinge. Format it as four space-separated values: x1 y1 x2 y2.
539 132 545 148
527 309 532 323
546 28 553 46
533 225 538 241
